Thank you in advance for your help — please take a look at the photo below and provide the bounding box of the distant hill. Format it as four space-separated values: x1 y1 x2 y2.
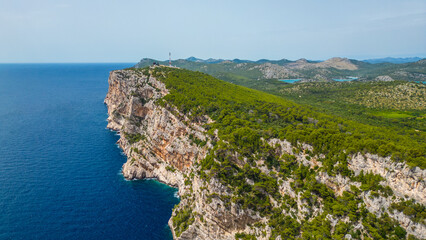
363 57 423 64
186 57 225 64
184 57 294 65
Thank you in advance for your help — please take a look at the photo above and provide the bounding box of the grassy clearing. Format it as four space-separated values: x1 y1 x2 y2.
370 111 414 119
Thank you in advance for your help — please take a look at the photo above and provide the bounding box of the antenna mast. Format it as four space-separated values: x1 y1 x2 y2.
169 52 171 67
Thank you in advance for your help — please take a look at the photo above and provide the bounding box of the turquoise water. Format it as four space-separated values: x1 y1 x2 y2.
279 79 301 83
414 81 426 84
0 64 179 240
333 77 358 82
333 79 353 82
333 79 352 82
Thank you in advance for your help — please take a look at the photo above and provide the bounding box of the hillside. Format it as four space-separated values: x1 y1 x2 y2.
277 81 426 133
135 58 426 136
106 66 425 240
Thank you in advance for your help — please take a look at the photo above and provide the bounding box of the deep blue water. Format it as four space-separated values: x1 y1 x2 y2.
0 64 179 240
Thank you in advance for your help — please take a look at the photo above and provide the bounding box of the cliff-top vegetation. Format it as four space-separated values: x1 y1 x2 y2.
138 67 425 169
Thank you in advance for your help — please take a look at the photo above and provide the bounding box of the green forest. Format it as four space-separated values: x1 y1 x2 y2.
140 67 425 169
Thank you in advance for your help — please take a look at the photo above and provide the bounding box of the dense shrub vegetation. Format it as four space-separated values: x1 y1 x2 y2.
144 67 425 169
235 233 257 240
123 132 145 144
172 207 195 237
389 200 426 224
277 81 426 133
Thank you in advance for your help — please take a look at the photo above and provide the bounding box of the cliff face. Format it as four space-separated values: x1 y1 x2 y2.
105 68 425 240
349 153 425 205
105 70 205 187
105 69 261 239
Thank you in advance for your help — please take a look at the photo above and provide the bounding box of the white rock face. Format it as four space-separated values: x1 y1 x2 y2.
375 75 394 82
349 153 425 205
267 139 426 239
105 70 207 180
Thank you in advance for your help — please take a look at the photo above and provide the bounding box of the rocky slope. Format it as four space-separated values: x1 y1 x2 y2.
105 67 425 240
285 57 358 70
251 57 357 81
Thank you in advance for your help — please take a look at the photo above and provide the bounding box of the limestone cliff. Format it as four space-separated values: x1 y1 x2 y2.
105 69 261 239
105 67 425 240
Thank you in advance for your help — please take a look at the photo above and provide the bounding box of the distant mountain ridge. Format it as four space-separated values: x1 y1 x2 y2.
363 57 423 64
186 56 225 64
184 56 293 64
138 57 344 67
135 56 426 83
142 56 425 65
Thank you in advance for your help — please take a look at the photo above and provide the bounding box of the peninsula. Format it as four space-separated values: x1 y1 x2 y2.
105 65 425 240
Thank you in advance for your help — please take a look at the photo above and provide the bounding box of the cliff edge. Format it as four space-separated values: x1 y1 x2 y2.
105 67 425 240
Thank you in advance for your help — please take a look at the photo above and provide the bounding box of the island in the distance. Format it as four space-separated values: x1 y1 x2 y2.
105 60 425 240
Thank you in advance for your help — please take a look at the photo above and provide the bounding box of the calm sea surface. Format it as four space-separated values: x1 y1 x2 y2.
0 64 179 240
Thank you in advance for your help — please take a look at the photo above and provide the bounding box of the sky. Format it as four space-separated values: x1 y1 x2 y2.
1 0 425 63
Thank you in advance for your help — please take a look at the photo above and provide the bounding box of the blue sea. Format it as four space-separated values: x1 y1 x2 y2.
0 64 179 240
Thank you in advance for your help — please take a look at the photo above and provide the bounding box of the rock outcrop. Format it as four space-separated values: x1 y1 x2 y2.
251 63 298 79
105 69 208 187
375 75 394 82
349 153 425 205
284 57 358 70
251 57 358 81
316 57 358 70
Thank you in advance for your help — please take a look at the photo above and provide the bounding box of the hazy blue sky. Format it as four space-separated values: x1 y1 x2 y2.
1 0 425 62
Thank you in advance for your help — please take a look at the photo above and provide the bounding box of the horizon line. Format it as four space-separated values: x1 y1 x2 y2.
0 62 137 64
141 56 426 62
